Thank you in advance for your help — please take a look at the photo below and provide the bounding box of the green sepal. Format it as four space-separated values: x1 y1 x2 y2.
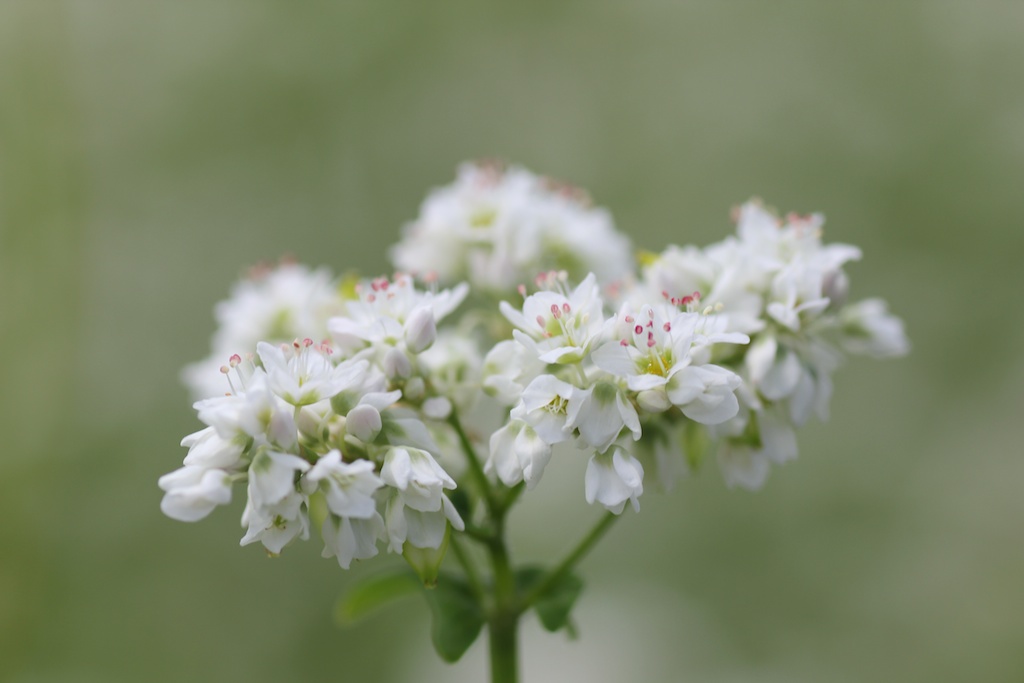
334 569 422 626
422 573 485 663
515 566 584 633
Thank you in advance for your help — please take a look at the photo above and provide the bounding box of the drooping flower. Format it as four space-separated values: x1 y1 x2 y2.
584 447 645 514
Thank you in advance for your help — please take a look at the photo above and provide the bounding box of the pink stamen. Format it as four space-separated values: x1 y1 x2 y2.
634 324 643 335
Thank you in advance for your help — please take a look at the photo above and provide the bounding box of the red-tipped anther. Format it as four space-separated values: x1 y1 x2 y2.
229 354 242 367
620 339 629 347
292 339 301 349
634 324 643 335
536 315 546 328
624 315 634 323
692 291 701 301
681 295 692 306
562 303 571 314
662 290 670 300
646 320 654 328
550 304 561 319
303 338 313 348
517 284 527 297
219 365 230 374
647 334 657 348
663 322 671 332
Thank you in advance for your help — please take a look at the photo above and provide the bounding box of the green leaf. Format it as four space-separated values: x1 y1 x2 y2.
515 567 584 633
423 573 485 662
334 570 422 627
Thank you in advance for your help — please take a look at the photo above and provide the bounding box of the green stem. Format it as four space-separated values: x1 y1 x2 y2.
449 411 500 515
517 511 619 614
486 518 518 683
449 534 486 605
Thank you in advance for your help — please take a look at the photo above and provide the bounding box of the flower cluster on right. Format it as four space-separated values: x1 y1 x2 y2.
163 161 907 572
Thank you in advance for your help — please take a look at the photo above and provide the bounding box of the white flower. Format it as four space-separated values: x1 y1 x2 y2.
482 339 546 406
379 447 464 551
304 452 383 519
485 420 552 489
500 273 606 364
593 304 746 424
571 381 641 453
247 449 310 510
180 427 246 470
380 447 457 513
327 274 468 354
158 466 233 522
182 262 347 400
390 162 633 296
257 340 368 407
584 447 644 514
839 298 910 358
716 408 798 491
239 491 309 554
194 369 298 450
321 513 385 569
384 491 463 552
511 375 583 445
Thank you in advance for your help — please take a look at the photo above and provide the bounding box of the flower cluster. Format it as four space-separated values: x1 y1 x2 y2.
160 276 470 568
633 200 909 489
390 161 634 298
181 259 348 400
163 162 907 572
483 272 749 513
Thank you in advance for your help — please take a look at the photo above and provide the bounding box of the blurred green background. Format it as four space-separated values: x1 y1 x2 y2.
3 2 1023 681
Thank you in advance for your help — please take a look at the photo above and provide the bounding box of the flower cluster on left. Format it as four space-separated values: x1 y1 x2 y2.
160 271 468 569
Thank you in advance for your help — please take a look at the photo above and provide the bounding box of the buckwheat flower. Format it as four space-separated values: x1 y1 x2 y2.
500 272 606 365
593 304 747 424
194 368 298 450
240 491 309 554
384 491 464 553
380 449 464 552
390 162 633 296
304 451 383 520
380 447 457 513
327 274 468 354
570 381 642 453
180 426 246 470
511 375 584 445
321 513 385 569
482 339 546 406
418 331 484 412
256 339 367 407
158 466 234 522
485 420 552 489
584 447 645 514
714 407 798 490
839 298 910 358
247 448 310 510
182 261 347 400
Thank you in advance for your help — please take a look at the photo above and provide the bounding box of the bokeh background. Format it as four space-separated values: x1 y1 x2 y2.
3 2 1023 681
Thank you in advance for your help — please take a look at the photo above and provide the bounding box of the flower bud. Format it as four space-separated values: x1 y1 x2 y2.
346 403 383 442
422 396 452 420
636 388 670 413
383 347 412 379
403 306 437 354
